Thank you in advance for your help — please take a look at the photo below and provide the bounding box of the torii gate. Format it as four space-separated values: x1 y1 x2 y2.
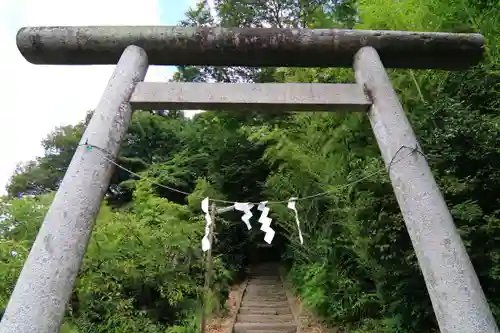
0 26 496 333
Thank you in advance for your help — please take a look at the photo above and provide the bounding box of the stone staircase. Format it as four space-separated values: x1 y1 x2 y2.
233 264 297 333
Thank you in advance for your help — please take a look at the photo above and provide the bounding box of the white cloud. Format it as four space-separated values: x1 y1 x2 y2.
187 0 200 7
0 0 183 195
206 0 217 19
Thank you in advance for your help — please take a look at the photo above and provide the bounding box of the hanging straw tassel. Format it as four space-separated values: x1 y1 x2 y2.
287 197 304 245
257 201 275 244
201 197 213 252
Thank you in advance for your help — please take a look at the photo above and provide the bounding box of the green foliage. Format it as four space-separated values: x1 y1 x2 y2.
266 0 500 332
0 184 231 332
165 312 201 333
7 111 188 206
7 124 85 197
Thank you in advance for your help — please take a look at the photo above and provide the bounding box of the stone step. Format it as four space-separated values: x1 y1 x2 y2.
237 314 294 323
234 322 297 333
246 285 283 289
245 290 286 294
246 282 282 286
242 300 290 307
243 291 286 298
247 282 282 287
239 307 292 315
245 291 283 295
245 287 285 292
246 285 285 290
245 291 285 296
246 331 290 333
242 299 288 305
245 288 285 293
234 265 296 333
243 295 288 302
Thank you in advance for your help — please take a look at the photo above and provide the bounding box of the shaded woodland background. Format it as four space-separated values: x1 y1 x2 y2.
1 0 499 332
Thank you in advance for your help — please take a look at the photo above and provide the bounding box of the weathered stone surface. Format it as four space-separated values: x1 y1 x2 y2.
234 322 296 333
237 314 294 323
0 46 149 333
129 82 371 112
233 263 297 333
354 46 499 333
16 26 484 69
239 307 291 315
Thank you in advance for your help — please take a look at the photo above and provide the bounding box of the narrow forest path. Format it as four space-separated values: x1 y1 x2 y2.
233 263 298 333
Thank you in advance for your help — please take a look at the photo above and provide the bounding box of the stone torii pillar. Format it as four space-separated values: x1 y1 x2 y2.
0 26 495 333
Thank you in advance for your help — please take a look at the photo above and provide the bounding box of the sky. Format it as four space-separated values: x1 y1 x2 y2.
0 0 205 195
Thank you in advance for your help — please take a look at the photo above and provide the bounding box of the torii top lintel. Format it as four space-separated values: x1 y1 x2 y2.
16 26 484 70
